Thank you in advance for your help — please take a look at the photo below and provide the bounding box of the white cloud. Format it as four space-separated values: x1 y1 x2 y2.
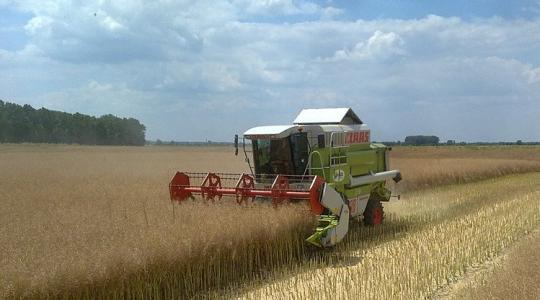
24 16 54 35
330 31 405 61
320 6 343 20
201 63 243 91
234 0 328 16
525 66 540 84
100 15 125 31
40 80 158 119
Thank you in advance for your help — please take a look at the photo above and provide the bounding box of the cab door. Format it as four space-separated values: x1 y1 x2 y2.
290 133 309 175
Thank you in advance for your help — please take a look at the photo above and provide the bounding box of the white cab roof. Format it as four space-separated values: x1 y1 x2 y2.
293 108 362 125
243 125 297 139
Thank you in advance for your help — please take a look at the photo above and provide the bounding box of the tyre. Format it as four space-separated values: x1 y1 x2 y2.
363 197 384 226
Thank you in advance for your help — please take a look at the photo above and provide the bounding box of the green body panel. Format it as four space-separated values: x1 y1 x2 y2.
308 142 390 200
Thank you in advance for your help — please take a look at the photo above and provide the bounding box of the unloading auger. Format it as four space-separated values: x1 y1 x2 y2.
169 108 401 247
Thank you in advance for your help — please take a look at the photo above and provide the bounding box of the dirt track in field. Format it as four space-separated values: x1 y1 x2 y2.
439 229 540 300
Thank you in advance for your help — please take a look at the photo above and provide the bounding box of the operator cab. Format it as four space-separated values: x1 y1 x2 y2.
240 108 365 176
251 133 309 175
242 125 310 175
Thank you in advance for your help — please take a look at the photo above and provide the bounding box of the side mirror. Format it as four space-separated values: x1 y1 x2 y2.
234 134 239 156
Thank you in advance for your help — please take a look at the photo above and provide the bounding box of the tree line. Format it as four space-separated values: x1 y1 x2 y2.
0 100 146 146
403 135 440 146
382 135 538 146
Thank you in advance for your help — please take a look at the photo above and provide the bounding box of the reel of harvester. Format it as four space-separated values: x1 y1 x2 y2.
169 172 325 210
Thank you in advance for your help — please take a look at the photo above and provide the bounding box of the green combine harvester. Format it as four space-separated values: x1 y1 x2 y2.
169 108 401 247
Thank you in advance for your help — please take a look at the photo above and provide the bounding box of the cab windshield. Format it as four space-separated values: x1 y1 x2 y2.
252 134 309 175
252 138 294 174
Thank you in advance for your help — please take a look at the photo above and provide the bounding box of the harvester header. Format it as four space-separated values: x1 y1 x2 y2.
169 108 401 247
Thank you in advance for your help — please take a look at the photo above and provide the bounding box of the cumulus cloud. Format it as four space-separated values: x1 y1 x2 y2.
100 15 125 31
13 1 211 63
1 1 540 141
236 0 320 15
7 0 341 64
330 31 405 61
526 66 540 84
23 15 53 35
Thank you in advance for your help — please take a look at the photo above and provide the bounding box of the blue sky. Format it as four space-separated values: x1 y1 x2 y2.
332 0 540 20
1 1 540 142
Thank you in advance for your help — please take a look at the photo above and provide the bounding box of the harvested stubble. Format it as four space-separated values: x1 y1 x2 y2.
238 173 540 299
445 229 540 300
1 144 540 299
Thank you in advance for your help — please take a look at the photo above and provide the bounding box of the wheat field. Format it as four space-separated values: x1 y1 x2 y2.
1 144 539 299
390 146 540 191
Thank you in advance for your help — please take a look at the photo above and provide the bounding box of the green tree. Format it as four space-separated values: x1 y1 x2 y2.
0 101 146 146
404 135 440 146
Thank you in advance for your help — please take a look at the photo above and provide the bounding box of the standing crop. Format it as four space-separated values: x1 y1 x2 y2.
1 144 539 299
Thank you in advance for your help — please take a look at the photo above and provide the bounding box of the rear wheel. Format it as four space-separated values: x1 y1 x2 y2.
363 197 384 226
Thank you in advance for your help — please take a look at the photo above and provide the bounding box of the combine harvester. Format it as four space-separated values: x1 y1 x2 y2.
169 108 401 247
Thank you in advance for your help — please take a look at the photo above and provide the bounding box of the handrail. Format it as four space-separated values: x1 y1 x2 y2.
303 150 326 180
329 131 349 150
330 155 347 166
